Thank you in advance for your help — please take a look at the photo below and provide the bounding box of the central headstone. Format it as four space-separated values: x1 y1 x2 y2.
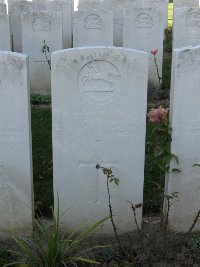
73 9 113 47
0 51 33 239
52 47 148 234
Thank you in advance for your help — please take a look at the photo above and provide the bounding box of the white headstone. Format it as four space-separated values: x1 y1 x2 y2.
173 8 200 49
52 47 148 235
167 45 200 232
173 0 199 9
123 8 164 92
0 3 7 13
73 9 113 47
9 1 40 52
21 11 62 95
137 0 169 28
45 0 73 48
0 14 11 50
0 51 33 240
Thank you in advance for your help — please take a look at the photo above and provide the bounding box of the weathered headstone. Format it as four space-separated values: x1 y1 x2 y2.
173 0 199 9
0 3 7 13
9 1 40 52
73 9 113 47
45 0 73 48
52 47 148 234
0 51 33 240
123 8 164 92
167 45 200 232
137 0 169 28
0 14 11 50
173 8 200 49
21 11 62 95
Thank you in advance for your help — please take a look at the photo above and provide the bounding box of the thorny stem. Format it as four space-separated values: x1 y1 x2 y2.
106 176 124 254
154 55 162 89
43 49 51 70
187 209 200 234
129 202 141 232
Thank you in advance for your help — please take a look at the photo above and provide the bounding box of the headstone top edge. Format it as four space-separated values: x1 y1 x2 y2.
51 46 149 57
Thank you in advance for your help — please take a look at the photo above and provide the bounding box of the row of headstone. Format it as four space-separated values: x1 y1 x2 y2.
8 0 73 52
1 44 200 239
0 47 148 239
78 0 169 47
0 0 167 95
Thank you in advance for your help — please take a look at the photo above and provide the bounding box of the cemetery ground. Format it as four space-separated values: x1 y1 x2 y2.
1 18 200 267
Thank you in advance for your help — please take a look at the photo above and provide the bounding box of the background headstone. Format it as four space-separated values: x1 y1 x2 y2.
52 47 148 234
0 3 7 13
173 8 200 49
21 11 62 95
173 0 199 9
0 51 33 240
9 1 40 52
46 0 73 48
137 0 169 28
167 45 200 232
73 9 113 47
123 8 164 93
0 14 11 50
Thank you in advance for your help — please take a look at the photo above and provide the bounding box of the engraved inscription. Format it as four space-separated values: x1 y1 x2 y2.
77 60 121 103
134 13 153 28
185 11 200 27
0 122 25 139
84 14 103 29
32 16 51 31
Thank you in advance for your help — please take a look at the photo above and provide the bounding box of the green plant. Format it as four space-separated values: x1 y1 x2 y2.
96 165 126 256
189 235 200 253
31 94 51 105
5 199 109 267
144 106 180 213
0 248 10 266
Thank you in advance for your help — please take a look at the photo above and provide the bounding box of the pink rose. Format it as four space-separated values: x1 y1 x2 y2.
148 106 168 124
151 49 158 55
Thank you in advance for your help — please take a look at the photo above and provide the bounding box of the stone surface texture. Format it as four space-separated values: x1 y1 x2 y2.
0 14 11 50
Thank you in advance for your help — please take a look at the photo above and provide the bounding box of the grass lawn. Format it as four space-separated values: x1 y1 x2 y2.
31 7 173 217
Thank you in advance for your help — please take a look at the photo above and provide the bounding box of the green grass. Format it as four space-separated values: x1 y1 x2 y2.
31 107 53 217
